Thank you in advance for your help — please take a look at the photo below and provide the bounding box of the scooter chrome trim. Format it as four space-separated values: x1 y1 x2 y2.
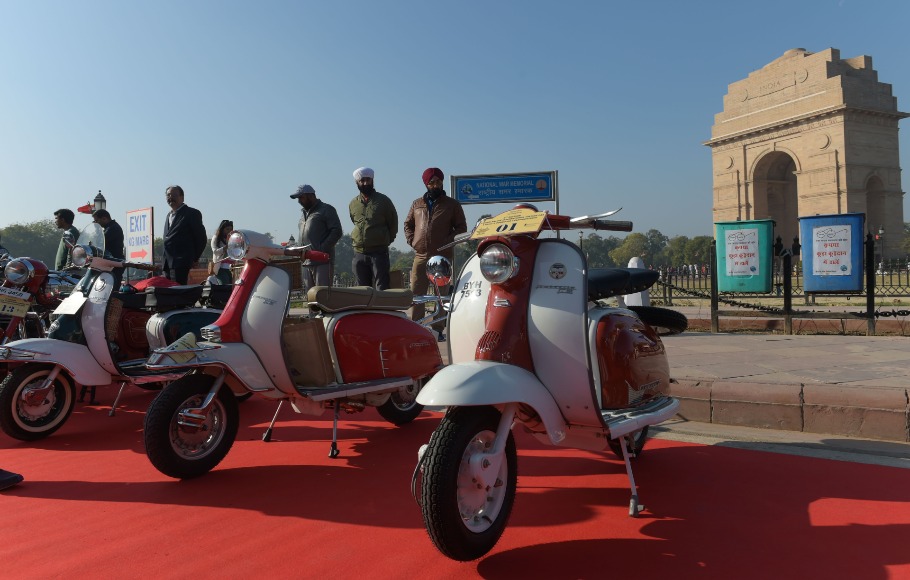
602 396 679 439
0 338 112 385
416 361 569 445
297 376 412 401
147 342 276 392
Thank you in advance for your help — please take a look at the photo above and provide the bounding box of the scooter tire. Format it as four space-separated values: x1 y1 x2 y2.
608 426 650 460
376 381 424 425
143 374 239 479
0 363 76 441
628 306 688 335
421 406 517 561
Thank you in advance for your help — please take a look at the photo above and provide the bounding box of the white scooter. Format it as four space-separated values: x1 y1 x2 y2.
142 229 447 479
413 205 687 561
0 224 223 440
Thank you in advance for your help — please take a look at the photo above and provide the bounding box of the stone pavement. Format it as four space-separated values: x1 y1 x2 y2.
663 332 910 442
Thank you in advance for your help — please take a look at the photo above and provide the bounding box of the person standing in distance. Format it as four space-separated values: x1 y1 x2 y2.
349 167 398 290
404 167 467 323
162 185 207 285
53 208 80 270
290 184 342 291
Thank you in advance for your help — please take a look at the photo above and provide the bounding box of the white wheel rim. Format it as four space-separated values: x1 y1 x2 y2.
14 371 72 433
169 394 226 459
456 429 507 533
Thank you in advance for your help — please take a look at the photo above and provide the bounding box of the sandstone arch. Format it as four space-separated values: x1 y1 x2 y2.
707 48 907 258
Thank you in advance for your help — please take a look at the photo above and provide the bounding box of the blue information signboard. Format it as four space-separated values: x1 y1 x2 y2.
453 172 557 205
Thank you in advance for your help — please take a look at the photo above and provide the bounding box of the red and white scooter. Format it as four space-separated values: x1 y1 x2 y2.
413 205 687 561
143 229 446 479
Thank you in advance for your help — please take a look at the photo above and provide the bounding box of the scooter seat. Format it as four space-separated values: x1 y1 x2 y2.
143 285 205 312
307 286 414 313
588 268 658 300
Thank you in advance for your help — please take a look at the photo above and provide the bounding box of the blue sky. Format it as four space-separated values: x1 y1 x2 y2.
1 0 908 250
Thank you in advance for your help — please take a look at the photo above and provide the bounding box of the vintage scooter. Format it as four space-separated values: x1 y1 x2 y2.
0 255 62 346
142 229 447 480
0 225 223 440
413 206 687 561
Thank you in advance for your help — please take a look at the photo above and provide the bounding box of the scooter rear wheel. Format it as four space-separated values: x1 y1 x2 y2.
421 406 517 561
376 380 424 425
0 363 76 441
144 374 239 479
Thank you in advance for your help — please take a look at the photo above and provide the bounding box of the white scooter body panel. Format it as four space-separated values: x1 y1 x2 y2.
0 338 112 385
528 240 600 426
416 361 569 446
447 253 489 364
84 271 118 374
241 265 294 393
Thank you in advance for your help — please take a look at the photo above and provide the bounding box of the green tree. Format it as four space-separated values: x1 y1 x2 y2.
663 235 690 266
609 232 649 266
685 236 715 265
579 233 621 267
0 220 62 265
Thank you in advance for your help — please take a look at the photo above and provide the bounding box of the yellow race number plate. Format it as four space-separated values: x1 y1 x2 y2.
471 208 547 239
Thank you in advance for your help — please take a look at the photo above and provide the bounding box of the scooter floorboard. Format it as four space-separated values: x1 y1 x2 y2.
296 376 413 401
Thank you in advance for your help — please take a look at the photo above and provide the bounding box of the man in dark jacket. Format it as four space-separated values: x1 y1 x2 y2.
348 167 398 290
404 167 467 322
291 184 343 291
93 209 125 288
162 185 207 284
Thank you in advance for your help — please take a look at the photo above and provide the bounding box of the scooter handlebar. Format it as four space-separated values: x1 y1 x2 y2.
591 219 633 232
284 247 330 262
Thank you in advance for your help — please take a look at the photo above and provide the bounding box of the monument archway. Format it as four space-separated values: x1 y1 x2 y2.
707 48 907 258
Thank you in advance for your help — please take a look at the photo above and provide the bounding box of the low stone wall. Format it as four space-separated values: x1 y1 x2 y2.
672 378 910 442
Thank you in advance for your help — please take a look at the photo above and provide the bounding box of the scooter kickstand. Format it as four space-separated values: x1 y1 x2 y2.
262 401 283 442
108 382 126 417
619 435 645 517
328 402 340 459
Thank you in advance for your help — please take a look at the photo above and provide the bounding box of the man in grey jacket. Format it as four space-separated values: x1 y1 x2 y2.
291 184 343 291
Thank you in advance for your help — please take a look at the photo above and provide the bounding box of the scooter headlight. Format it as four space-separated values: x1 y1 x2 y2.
70 245 90 267
226 231 249 261
4 259 34 286
479 243 519 284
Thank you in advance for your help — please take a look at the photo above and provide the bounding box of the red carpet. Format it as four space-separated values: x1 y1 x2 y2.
1 387 909 579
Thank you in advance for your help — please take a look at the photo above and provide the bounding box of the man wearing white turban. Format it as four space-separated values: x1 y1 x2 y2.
348 167 398 289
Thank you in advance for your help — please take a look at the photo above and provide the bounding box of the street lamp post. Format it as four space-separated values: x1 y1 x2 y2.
93 190 107 212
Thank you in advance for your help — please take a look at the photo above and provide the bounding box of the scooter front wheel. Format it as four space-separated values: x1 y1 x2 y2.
0 363 76 441
421 406 517 561
143 374 239 479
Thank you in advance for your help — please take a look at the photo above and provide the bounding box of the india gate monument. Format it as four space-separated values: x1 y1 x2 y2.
707 48 906 259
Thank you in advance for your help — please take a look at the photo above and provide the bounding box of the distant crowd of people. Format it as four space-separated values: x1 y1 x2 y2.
49 167 468 308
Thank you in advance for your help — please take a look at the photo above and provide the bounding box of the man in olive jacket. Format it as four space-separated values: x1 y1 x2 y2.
349 167 398 290
404 167 467 322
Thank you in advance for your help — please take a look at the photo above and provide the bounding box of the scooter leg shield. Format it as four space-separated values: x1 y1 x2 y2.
416 361 568 446
0 338 111 386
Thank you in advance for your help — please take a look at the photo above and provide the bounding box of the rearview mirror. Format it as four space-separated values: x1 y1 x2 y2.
426 256 452 287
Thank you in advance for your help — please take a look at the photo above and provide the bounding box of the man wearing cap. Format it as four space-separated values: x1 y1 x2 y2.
404 168 467 323
349 167 398 290
291 184 343 291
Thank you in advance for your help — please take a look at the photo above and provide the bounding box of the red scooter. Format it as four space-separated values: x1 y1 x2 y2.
413 206 687 561
143 229 447 479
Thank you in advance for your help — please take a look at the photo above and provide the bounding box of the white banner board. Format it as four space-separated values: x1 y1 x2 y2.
724 228 759 276
812 226 852 276
126 207 154 264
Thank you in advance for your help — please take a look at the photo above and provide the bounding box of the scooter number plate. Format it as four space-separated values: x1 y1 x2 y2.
0 295 29 317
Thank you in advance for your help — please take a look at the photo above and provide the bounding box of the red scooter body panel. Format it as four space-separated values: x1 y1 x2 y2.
595 310 670 409
332 313 442 383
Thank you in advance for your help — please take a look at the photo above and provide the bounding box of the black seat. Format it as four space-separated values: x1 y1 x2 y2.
588 268 659 300
143 285 204 311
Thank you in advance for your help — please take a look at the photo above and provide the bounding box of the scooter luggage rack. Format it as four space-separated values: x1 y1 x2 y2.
146 343 223 368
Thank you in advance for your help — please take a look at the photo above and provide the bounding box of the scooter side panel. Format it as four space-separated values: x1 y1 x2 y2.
447 253 489 364
528 240 601 427
0 338 112 385
84 272 118 375
240 266 294 393
332 311 441 383
416 361 570 446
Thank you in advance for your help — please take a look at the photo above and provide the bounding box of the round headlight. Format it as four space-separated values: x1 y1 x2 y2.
226 231 249 261
70 245 89 267
479 243 518 284
4 259 34 286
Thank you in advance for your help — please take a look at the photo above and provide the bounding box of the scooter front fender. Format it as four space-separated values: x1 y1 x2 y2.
417 361 570 445
148 342 278 393
0 338 111 386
